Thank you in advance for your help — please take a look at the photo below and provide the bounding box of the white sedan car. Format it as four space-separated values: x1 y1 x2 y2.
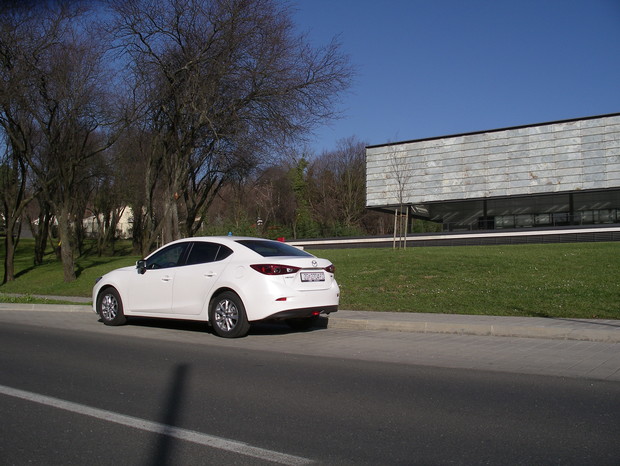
92 236 339 338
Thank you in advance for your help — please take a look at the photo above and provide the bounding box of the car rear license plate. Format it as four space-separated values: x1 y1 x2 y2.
301 272 325 282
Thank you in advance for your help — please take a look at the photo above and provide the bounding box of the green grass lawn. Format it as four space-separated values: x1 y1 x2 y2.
310 242 619 319
0 239 140 299
1 239 618 319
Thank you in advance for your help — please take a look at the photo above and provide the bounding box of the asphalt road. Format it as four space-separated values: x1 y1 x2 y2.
1 310 619 465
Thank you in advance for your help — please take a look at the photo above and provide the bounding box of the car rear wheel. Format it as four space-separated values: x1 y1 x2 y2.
97 287 127 326
209 291 250 338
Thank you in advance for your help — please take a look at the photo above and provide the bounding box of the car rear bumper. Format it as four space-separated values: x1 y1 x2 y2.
263 305 338 321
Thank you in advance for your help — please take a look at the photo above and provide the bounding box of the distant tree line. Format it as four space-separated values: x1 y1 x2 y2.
0 0 421 284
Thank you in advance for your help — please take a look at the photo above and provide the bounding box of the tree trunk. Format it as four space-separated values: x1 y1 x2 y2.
161 189 181 244
171 198 180 240
131 204 144 256
32 208 52 266
57 206 76 282
3 228 15 283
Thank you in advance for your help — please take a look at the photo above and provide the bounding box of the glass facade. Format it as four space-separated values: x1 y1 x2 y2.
416 189 620 231
495 209 619 230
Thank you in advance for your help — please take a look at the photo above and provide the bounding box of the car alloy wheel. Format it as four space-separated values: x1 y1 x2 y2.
210 291 250 338
98 288 127 326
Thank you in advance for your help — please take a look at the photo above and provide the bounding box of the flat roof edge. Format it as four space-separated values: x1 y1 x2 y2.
365 112 620 150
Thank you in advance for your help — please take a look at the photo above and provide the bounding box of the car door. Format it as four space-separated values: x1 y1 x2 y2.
125 242 189 314
171 241 233 316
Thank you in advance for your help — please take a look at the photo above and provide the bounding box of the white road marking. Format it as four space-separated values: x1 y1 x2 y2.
0 384 313 465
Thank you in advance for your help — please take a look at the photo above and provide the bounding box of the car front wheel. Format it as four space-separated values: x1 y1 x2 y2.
97 287 127 326
209 291 250 338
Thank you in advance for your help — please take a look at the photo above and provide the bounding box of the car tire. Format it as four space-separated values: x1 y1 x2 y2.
97 287 127 326
209 291 250 338
286 315 320 331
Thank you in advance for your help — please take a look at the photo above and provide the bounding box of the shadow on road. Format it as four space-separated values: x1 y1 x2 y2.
123 315 329 337
149 364 188 466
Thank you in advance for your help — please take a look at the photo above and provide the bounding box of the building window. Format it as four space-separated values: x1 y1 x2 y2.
534 214 551 226
515 214 534 228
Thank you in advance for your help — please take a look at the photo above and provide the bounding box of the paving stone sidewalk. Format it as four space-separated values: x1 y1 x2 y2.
1 293 618 343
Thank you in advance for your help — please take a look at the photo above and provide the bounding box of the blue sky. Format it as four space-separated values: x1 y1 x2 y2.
292 0 620 153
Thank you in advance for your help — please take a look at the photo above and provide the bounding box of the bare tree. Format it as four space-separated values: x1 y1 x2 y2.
87 148 129 256
1 2 120 281
309 137 367 234
0 142 32 283
101 127 149 255
26 194 55 266
251 165 291 235
109 0 353 250
0 5 45 282
386 144 412 249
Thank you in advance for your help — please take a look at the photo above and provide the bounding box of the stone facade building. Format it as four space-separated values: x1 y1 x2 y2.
366 113 620 231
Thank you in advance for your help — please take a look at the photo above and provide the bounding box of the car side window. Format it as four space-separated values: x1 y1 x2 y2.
216 245 233 261
146 243 188 269
186 242 220 265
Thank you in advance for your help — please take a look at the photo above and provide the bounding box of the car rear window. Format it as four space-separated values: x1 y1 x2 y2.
236 239 312 257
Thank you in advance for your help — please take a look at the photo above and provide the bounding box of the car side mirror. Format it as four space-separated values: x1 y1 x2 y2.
136 260 147 275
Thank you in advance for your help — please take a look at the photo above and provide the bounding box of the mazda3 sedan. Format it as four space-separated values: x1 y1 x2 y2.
92 236 339 338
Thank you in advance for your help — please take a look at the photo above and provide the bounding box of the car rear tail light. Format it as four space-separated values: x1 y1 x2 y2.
324 264 335 273
250 264 301 275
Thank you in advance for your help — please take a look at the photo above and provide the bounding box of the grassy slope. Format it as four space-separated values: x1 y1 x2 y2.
310 242 619 319
1 239 618 319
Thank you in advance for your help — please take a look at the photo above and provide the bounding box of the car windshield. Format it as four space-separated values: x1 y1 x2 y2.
236 239 312 258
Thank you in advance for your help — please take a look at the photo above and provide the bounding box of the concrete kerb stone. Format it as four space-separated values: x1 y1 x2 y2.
0 303 92 313
328 311 620 343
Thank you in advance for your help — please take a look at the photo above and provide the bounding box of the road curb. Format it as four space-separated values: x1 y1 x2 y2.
328 313 620 343
0 303 92 313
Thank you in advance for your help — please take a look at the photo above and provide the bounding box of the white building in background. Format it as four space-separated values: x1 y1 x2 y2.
366 113 620 231
83 207 133 239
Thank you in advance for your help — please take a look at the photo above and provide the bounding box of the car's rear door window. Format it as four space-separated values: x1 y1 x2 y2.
186 242 233 265
186 242 219 265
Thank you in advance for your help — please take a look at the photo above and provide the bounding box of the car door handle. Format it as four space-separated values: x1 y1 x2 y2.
204 272 217 277
161 275 172 282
